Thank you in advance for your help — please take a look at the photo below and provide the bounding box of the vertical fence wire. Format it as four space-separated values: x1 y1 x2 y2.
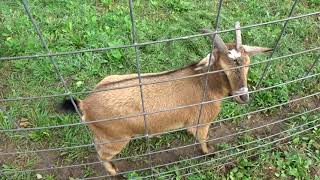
128 0 155 178
304 58 320 77
193 0 223 154
255 0 299 88
20 0 103 174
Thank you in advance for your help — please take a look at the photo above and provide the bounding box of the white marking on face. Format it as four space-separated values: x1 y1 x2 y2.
228 49 241 60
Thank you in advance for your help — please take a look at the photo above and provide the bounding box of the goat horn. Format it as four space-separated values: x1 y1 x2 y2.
214 34 229 54
199 28 215 41
199 29 228 54
235 21 242 51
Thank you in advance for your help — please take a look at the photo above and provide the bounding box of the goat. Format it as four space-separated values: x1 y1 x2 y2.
60 24 271 175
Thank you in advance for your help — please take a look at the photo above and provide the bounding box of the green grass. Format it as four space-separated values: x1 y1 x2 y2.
0 0 319 179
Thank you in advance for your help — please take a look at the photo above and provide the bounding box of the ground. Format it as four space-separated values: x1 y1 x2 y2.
0 0 319 179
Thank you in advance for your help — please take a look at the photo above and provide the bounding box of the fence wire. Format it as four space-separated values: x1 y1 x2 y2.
3 104 318 177
0 12 318 62
1 46 319 103
0 91 318 158
194 0 223 157
20 0 102 173
177 142 288 179
82 114 320 179
1 71 318 133
128 0 155 177
0 0 319 179
255 0 299 88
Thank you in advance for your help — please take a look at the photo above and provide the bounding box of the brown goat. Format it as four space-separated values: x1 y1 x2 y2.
61 29 271 175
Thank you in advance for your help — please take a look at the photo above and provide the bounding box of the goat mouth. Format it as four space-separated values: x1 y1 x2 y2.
229 95 248 104
233 87 249 104
235 96 249 104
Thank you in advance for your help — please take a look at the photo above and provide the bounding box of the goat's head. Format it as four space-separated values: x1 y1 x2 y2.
201 22 272 104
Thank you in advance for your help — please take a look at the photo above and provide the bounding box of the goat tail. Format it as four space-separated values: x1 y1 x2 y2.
59 98 81 113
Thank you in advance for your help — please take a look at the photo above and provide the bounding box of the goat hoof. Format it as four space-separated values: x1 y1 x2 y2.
108 169 117 176
201 147 209 154
104 162 118 176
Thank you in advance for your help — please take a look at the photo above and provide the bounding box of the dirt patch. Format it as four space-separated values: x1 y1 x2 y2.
0 134 17 164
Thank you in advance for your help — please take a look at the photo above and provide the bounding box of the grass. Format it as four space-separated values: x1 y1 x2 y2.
0 0 319 179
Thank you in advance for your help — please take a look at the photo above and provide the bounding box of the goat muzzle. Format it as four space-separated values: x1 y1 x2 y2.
233 87 249 104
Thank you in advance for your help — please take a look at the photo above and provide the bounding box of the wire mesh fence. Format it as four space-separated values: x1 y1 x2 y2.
0 0 319 179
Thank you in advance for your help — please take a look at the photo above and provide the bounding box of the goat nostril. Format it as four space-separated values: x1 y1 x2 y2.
239 94 249 102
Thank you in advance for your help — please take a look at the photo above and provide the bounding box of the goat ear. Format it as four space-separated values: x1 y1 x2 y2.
242 45 273 56
194 54 215 72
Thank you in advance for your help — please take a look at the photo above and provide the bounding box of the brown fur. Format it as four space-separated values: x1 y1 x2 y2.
75 43 271 175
